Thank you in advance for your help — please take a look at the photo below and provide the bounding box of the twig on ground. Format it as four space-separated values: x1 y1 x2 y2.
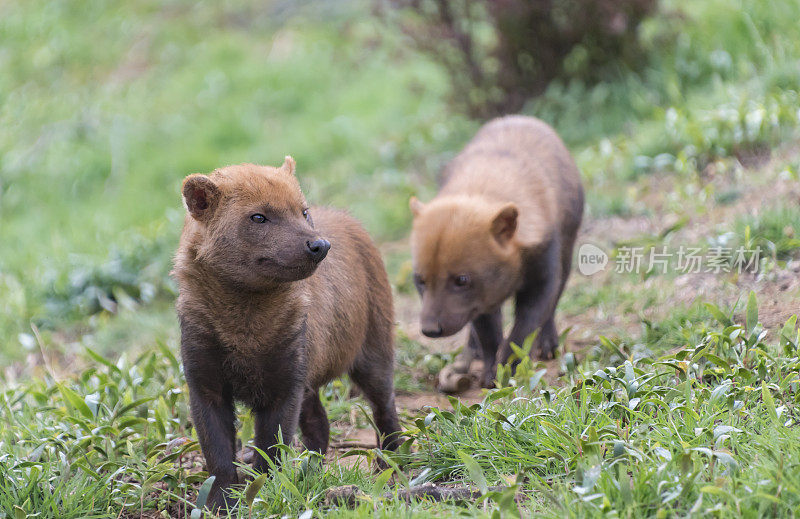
330 441 377 449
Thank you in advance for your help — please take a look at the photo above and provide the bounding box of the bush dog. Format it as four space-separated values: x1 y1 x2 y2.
409 116 584 388
173 158 401 510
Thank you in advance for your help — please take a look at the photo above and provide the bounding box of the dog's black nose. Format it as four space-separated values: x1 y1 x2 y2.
305 238 331 262
421 324 444 338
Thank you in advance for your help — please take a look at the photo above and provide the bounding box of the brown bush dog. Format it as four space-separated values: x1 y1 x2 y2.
409 116 584 388
173 158 402 510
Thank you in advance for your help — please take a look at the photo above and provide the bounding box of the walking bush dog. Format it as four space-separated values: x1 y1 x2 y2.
409 116 584 388
173 158 401 510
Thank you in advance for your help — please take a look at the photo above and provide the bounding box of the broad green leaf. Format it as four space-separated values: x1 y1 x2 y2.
83 347 121 374
780 315 798 353
705 303 733 327
340 448 373 458
713 425 741 439
196 475 216 510
484 386 515 404
762 381 777 419
276 470 302 499
58 384 93 420
624 361 635 383
114 397 156 419
376 450 410 488
529 368 547 390
613 441 625 458
710 382 731 403
540 420 574 443
157 339 180 370
409 468 431 487
713 451 739 471
521 330 539 352
244 473 268 508
372 468 394 495
564 352 577 373
509 341 527 361
703 354 731 373
599 335 625 357
84 393 100 417
574 464 602 495
458 450 488 495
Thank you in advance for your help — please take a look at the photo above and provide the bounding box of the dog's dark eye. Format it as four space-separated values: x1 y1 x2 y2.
454 274 470 287
413 273 425 291
303 208 314 227
250 214 267 223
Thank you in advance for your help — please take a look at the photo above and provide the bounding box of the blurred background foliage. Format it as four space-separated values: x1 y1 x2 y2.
383 0 657 118
0 0 799 365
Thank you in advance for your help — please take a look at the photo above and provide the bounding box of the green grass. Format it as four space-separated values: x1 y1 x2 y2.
398 296 800 517
1 295 797 517
734 205 800 260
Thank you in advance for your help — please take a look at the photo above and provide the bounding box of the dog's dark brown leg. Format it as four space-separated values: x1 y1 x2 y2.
252 389 303 473
189 392 238 511
181 323 238 512
299 387 330 454
471 309 503 388
350 355 402 451
497 237 562 366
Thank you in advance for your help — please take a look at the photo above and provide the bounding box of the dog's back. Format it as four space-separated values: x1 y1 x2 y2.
441 115 583 248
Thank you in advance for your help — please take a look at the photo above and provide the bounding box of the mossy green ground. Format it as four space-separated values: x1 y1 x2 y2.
1 0 799 517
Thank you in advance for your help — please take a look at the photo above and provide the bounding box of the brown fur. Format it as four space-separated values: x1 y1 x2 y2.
410 116 584 387
173 158 401 510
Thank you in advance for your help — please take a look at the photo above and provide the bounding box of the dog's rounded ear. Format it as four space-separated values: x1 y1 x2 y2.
409 196 425 217
491 203 518 246
280 155 296 176
182 174 220 222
